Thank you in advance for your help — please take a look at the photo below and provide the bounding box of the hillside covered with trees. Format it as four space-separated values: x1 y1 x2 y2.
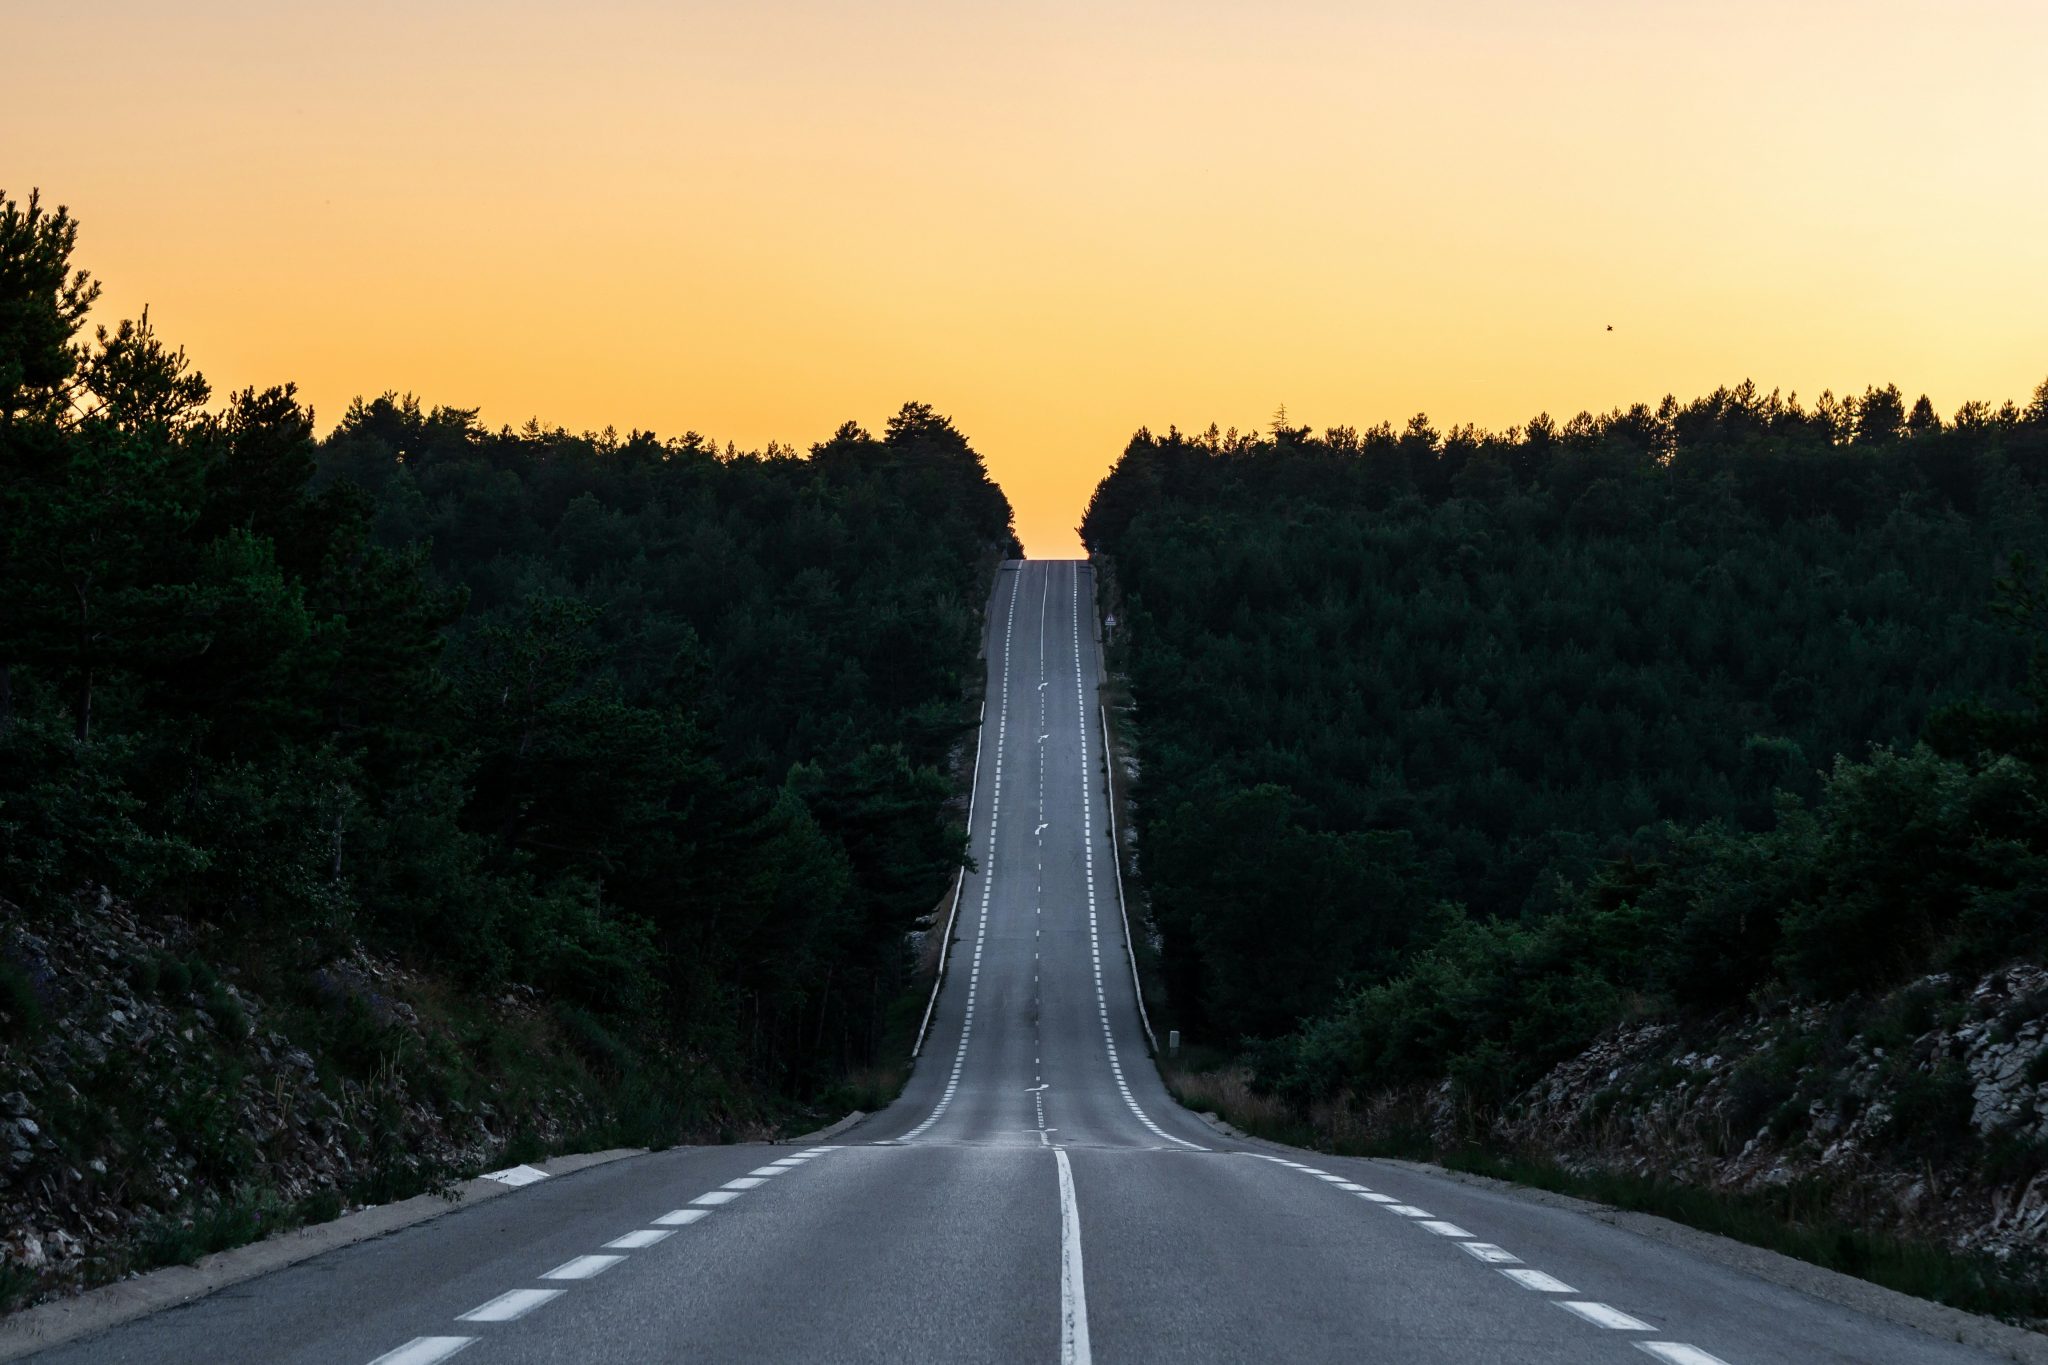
1084 385 2048 1101
0 190 1013 1300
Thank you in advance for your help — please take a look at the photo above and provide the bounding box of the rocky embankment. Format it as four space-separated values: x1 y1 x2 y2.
0 891 603 1312
1481 964 2048 1260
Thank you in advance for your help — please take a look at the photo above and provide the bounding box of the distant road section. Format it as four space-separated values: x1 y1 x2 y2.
27 562 2014 1364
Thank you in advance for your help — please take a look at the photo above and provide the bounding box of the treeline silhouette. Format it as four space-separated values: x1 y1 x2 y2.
0 190 1015 1127
1083 383 2048 1103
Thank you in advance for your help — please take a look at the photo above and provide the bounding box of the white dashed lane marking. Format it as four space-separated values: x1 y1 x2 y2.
456 1288 562 1322
364 1144 847 1364
603 1229 674 1250
1501 1268 1577 1293
1460 1243 1521 1264
654 1208 709 1226
541 1254 623 1281
1639 1344 1733 1365
1249 1152 1731 1361
369 1337 475 1364
1561 1300 1656 1331
903 569 1022 1143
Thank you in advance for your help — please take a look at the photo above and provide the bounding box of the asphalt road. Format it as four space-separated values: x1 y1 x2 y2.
32 559 2015 1364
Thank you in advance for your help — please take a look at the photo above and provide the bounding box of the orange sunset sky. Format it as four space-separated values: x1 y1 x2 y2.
7 0 2047 557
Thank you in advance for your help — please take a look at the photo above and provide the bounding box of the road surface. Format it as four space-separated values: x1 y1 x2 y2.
31 560 2012 1364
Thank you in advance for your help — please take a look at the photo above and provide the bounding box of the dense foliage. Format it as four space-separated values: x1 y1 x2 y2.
0 189 1015 1118
1083 386 2048 1100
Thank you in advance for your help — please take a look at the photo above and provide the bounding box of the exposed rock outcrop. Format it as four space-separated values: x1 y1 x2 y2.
1482 964 2048 1260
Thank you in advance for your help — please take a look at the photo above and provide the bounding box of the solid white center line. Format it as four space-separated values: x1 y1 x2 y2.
368 1338 476 1365
1500 1268 1577 1293
654 1208 710 1226
603 1229 675 1250
1055 1147 1092 1365
1560 1301 1656 1331
456 1288 563 1323
541 1254 625 1281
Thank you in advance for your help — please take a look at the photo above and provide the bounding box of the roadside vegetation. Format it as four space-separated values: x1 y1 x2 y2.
1088 381 2048 1315
0 189 1014 1306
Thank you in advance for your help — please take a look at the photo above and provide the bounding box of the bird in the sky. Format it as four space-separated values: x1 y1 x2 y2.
1606 324 1613 331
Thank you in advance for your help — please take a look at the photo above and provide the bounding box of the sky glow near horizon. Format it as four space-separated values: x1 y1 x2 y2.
7 0 2047 556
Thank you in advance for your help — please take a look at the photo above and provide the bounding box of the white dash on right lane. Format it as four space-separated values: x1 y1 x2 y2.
690 1190 741 1206
1560 1301 1656 1331
457 1288 562 1322
368 1338 476 1365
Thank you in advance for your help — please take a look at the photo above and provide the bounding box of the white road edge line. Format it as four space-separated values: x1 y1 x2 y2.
1073 566 1203 1151
367 1338 476 1365
904 569 1020 1141
1055 1146 1092 1365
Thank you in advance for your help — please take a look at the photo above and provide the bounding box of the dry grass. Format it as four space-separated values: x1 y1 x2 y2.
1160 1061 1436 1157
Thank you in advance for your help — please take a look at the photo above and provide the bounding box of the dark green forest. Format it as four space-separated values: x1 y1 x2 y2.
0 189 1015 1127
1084 385 2048 1104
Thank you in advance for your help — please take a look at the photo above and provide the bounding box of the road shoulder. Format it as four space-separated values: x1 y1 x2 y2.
0 1147 646 1362
1189 1110 2047 1365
